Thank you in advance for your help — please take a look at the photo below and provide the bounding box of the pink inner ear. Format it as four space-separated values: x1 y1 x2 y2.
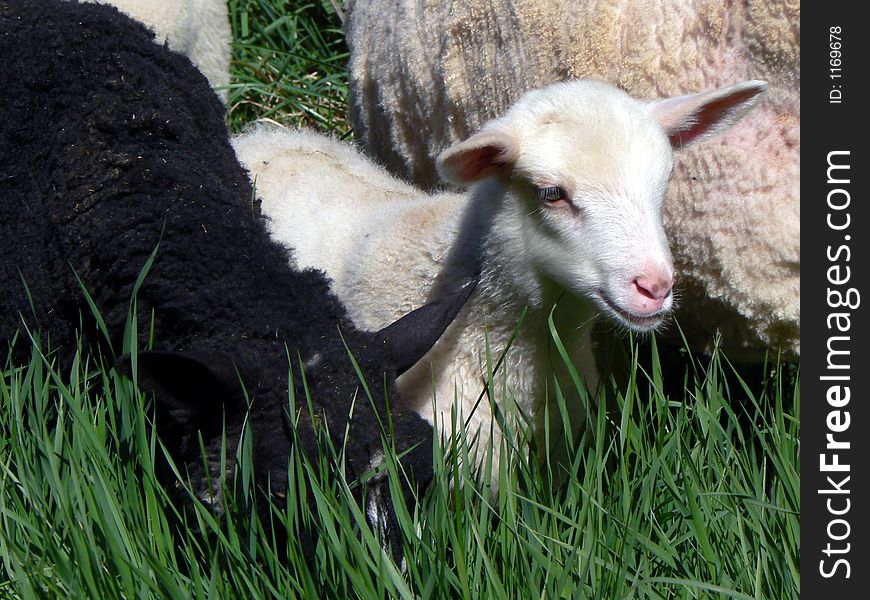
667 86 762 148
444 144 510 183
667 121 705 148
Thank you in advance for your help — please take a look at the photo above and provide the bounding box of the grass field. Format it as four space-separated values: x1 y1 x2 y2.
0 1 800 598
225 0 351 134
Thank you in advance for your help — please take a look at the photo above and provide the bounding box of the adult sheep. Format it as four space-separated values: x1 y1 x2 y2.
0 0 472 556
85 0 231 100
233 78 766 485
345 0 800 359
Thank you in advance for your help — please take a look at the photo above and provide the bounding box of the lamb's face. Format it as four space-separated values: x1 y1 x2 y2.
507 84 677 331
437 79 767 333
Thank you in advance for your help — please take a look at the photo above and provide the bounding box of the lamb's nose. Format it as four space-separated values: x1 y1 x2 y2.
627 273 674 315
634 274 674 301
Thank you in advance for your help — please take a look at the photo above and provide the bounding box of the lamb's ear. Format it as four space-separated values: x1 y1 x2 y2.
647 80 768 148
436 130 519 186
378 276 478 375
115 351 245 429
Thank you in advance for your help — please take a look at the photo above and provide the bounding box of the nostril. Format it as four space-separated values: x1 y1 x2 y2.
634 276 674 301
633 278 657 300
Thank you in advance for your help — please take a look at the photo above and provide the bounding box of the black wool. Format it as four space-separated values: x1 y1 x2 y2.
0 0 472 556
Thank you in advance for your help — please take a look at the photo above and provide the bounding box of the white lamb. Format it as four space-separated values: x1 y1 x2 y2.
233 79 766 483
345 0 800 359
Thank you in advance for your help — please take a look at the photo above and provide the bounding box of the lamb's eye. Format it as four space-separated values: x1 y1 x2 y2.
537 186 568 206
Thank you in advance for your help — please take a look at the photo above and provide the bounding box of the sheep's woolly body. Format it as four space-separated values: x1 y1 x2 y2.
1 0 293 367
0 0 443 549
236 129 465 328
87 0 231 100
346 0 800 357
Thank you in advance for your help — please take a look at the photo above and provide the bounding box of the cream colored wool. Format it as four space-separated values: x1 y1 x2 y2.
346 0 800 357
88 0 231 101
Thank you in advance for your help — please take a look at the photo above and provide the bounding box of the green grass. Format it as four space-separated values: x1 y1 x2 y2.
225 0 351 134
0 2 800 598
1 320 800 598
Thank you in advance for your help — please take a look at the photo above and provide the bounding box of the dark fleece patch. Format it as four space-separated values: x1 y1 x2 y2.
0 0 464 559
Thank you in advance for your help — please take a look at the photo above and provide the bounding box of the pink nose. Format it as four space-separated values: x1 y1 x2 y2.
630 273 674 313
634 274 674 300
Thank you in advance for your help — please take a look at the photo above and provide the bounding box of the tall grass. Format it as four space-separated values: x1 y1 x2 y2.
1 318 799 598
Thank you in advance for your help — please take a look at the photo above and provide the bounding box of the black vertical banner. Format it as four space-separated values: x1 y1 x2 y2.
803 4 869 597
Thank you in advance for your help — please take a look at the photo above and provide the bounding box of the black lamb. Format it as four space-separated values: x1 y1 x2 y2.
0 0 472 556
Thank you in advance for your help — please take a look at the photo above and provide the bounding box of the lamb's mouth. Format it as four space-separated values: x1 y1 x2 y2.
596 292 668 332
